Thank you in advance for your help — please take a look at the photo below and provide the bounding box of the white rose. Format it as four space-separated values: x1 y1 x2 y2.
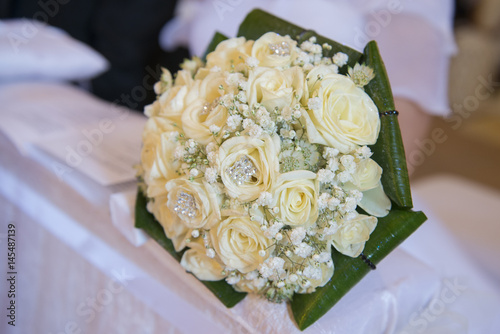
302 73 380 153
197 71 236 102
156 69 199 124
219 134 280 202
347 158 391 217
181 99 228 145
251 32 297 68
180 240 227 281
304 64 339 95
141 117 180 197
210 213 271 273
271 170 319 227
148 194 191 252
206 37 254 72
246 66 305 111
165 177 222 229
331 213 377 257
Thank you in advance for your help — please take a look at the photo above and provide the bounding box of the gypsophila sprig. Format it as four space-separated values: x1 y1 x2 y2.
139 31 391 303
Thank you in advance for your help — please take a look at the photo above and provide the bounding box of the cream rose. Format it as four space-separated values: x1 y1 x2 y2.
302 73 380 153
304 64 339 95
251 32 297 68
210 214 271 273
141 117 180 197
180 240 227 281
148 194 191 252
165 177 222 229
246 66 305 110
206 37 254 71
331 213 377 257
347 158 391 217
219 134 280 202
181 99 228 145
156 69 199 124
271 170 319 227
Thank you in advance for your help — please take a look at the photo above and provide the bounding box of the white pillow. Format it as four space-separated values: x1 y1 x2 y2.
0 19 109 82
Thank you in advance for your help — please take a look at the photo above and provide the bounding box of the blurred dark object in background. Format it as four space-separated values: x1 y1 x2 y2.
0 0 189 112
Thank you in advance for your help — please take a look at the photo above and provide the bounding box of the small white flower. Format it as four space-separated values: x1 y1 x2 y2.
323 147 339 159
174 146 185 160
343 197 358 213
356 146 372 159
204 167 218 183
327 197 341 210
308 97 322 111
327 158 339 172
293 109 302 119
338 170 353 183
189 168 199 177
290 227 306 246
227 115 242 131
209 124 221 134
303 265 322 280
226 275 240 284
246 271 259 280
242 118 254 129
316 169 335 183
206 248 216 258
294 242 313 258
340 155 356 171
246 56 259 67
248 124 263 138
266 221 284 239
256 191 273 207
332 52 349 67
318 193 331 210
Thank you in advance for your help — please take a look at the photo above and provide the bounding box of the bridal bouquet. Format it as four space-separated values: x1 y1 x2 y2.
135 10 426 330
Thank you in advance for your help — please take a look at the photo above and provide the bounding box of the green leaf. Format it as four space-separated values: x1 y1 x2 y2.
291 209 427 330
363 42 412 208
134 189 247 308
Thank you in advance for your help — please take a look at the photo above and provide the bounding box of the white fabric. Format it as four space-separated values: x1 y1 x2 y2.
159 0 456 116
110 191 150 246
0 19 109 82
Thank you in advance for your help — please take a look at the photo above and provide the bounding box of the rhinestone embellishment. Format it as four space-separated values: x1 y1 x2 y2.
201 98 220 115
226 156 257 185
268 42 290 56
174 191 198 218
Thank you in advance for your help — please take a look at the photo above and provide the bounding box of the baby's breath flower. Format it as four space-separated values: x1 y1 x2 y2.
332 52 349 67
246 56 259 67
290 227 306 246
204 167 218 183
308 97 322 111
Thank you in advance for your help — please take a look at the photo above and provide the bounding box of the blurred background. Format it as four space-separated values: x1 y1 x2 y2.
412 0 500 190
